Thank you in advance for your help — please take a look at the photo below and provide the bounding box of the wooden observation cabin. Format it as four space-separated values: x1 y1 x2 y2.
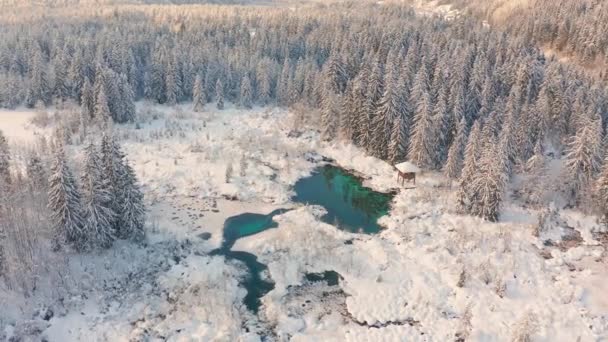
395 162 420 187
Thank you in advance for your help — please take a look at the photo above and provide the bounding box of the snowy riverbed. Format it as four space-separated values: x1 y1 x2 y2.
2 103 607 341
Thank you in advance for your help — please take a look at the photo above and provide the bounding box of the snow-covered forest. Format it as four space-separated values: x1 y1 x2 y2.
1 0 607 341
1 1 607 219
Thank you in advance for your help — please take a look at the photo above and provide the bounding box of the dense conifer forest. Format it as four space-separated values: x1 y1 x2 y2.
1 1 607 221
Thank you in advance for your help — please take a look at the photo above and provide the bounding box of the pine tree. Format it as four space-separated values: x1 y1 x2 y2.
371 57 407 160
94 83 112 128
53 51 71 103
81 141 116 249
108 73 136 124
26 44 51 107
526 140 545 173
216 78 224 110
320 88 340 140
444 118 467 182
81 77 95 120
564 110 603 204
26 153 47 191
388 111 408 164
116 159 145 241
240 75 253 109
457 120 482 212
362 55 384 153
257 60 273 105
0 130 10 184
192 74 205 112
470 135 508 222
408 89 435 169
594 156 608 224
48 144 86 250
100 134 123 233
165 55 182 105
349 64 370 144
278 58 291 105
433 85 452 168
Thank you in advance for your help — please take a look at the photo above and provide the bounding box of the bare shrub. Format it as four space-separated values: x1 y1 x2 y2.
512 311 539 342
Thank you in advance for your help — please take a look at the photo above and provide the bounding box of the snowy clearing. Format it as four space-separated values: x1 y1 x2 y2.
0 109 45 145
2 103 608 341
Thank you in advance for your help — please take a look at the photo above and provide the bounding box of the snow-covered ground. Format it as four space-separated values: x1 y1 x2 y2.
0 109 48 144
2 103 607 341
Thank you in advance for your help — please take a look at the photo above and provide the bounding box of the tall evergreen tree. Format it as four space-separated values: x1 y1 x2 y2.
564 110 603 204
216 78 224 110
81 77 95 120
444 118 467 182
594 155 608 224
371 55 407 160
94 84 112 128
457 120 482 212
192 74 205 112
0 130 10 184
240 75 253 109
48 144 85 250
408 89 435 169
116 159 145 241
81 141 116 249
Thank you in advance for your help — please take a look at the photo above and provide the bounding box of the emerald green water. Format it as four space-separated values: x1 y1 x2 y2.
211 209 289 313
215 165 393 314
292 165 394 233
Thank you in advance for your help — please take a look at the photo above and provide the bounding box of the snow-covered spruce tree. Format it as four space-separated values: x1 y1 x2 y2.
526 140 545 174
432 84 453 168
320 86 340 140
349 64 370 144
564 110 603 205
388 111 408 165
240 75 253 109
457 120 482 213
469 133 508 222
192 74 205 112
165 54 182 106
277 58 292 106
362 55 384 153
0 130 10 184
408 89 435 169
25 44 51 107
594 156 608 224
48 144 86 251
256 60 273 106
444 118 467 183
100 134 123 232
81 141 116 249
116 159 145 241
81 77 95 120
116 73 136 123
371 52 407 161
339 83 353 140
94 84 112 128
216 78 224 110
68 50 85 101
53 51 71 104
26 153 47 191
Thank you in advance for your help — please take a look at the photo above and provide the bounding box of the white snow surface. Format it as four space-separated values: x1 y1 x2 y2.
1 102 607 341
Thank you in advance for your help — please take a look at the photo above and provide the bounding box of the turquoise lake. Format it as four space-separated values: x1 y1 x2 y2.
214 165 394 313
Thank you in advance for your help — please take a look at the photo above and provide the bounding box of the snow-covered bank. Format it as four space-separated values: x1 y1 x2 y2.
2 103 607 341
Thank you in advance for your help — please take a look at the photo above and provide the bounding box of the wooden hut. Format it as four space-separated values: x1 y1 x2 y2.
394 162 420 186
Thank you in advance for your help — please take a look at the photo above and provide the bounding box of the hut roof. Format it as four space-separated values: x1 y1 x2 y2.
395 161 420 173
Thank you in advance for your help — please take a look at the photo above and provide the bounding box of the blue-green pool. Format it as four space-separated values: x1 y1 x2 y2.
292 165 393 233
214 165 393 313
